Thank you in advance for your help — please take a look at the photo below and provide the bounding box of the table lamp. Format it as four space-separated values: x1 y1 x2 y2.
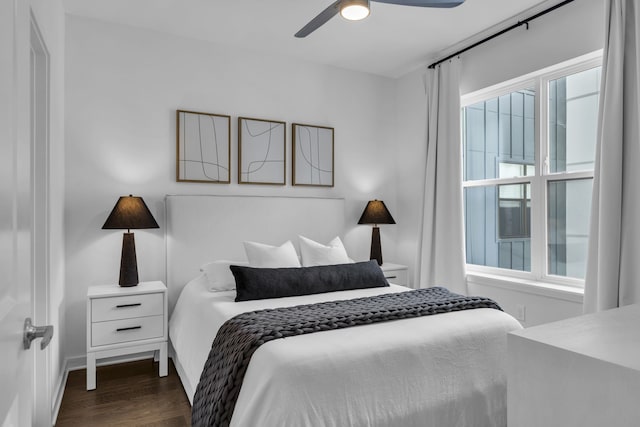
102 195 159 287
358 199 395 265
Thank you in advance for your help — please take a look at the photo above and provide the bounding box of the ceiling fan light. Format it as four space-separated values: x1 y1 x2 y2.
340 0 370 21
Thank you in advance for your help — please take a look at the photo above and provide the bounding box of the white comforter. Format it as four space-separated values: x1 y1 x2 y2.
169 275 522 427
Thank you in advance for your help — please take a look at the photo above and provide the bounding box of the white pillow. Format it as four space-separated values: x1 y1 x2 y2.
298 235 353 267
200 260 249 291
243 240 301 268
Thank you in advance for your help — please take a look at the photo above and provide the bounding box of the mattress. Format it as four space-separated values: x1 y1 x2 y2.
169 274 522 427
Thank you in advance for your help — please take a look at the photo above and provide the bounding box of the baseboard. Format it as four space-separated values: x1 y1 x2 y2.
51 351 160 425
64 354 86 372
51 360 69 425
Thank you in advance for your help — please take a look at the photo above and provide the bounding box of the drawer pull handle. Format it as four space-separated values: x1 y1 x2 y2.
116 326 142 332
116 303 141 308
386 275 397 279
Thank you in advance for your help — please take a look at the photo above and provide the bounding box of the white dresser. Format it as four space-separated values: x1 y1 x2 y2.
86 281 168 390
508 304 640 427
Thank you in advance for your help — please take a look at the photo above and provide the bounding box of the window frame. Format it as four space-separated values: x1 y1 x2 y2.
461 51 602 288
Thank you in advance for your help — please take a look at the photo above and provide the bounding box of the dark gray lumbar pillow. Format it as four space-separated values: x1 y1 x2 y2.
231 260 389 302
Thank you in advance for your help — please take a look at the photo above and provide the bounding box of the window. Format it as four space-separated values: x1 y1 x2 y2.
462 55 601 285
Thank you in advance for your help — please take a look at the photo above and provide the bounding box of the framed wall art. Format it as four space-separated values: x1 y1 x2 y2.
292 123 334 187
176 110 231 183
238 117 286 185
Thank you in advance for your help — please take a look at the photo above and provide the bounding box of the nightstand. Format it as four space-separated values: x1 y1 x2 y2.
380 263 409 287
86 281 168 390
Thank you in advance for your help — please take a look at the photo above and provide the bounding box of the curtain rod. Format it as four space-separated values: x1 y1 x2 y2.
428 0 575 69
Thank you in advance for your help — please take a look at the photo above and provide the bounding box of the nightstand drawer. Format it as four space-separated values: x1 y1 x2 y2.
384 269 407 286
91 315 164 347
92 293 163 322
380 263 409 287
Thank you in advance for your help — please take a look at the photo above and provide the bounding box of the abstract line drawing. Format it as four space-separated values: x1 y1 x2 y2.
238 117 286 185
177 110 230 183
292 123 334 187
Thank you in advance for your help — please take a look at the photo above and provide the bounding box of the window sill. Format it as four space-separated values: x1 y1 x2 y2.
466 271 584 303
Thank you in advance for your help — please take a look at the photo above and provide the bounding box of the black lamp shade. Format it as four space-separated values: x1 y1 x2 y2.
102 195 159 231
103 195 159 287
358 200 395 266
358 200 396 225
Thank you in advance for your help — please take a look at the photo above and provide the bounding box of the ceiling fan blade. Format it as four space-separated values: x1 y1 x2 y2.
371 0 464 7
295 0 342 38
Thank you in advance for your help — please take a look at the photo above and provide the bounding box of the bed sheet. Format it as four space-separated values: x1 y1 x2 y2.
169 274 522 427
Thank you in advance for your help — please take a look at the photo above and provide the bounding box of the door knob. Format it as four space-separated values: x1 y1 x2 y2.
23 317 54 350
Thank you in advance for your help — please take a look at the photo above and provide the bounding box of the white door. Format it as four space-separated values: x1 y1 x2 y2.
0 2 51 426
0 0 35 423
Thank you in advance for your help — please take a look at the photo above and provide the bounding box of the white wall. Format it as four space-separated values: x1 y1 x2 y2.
394 0 604 323
394 68 428 286
459 0 605 95
467 279 583 328
64 16 398 360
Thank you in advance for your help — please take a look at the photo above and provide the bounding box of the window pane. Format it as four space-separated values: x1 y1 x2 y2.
464 186 531 272
498 162 534 179
548 179 593 279
548 67 601 173
463 88 535 181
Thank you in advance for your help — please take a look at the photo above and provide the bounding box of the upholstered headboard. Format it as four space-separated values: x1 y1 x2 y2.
165 195 346 314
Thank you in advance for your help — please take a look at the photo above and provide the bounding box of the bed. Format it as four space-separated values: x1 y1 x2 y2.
165 195 522 427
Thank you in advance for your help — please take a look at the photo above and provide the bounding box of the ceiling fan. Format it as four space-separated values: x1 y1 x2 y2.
295 0 465 38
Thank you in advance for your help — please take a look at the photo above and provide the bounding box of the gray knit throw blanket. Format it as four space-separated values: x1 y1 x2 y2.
191 287 501 427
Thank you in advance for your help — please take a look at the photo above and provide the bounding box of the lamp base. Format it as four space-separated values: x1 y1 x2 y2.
370 226 383 266
119 232 139 287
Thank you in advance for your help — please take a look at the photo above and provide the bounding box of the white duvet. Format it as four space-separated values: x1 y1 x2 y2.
169 275 522 427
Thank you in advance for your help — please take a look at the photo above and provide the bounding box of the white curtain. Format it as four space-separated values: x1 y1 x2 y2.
418 59 467 294
584 0 640 312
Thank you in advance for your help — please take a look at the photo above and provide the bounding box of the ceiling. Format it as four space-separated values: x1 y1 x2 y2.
62 0 552 78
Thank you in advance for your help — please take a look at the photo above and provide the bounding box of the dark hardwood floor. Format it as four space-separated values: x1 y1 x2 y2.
56 359 191 426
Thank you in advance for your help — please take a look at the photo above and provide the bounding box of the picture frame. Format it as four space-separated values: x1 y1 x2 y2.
238 117 286 185
292 123 334 187
176 110 231 183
